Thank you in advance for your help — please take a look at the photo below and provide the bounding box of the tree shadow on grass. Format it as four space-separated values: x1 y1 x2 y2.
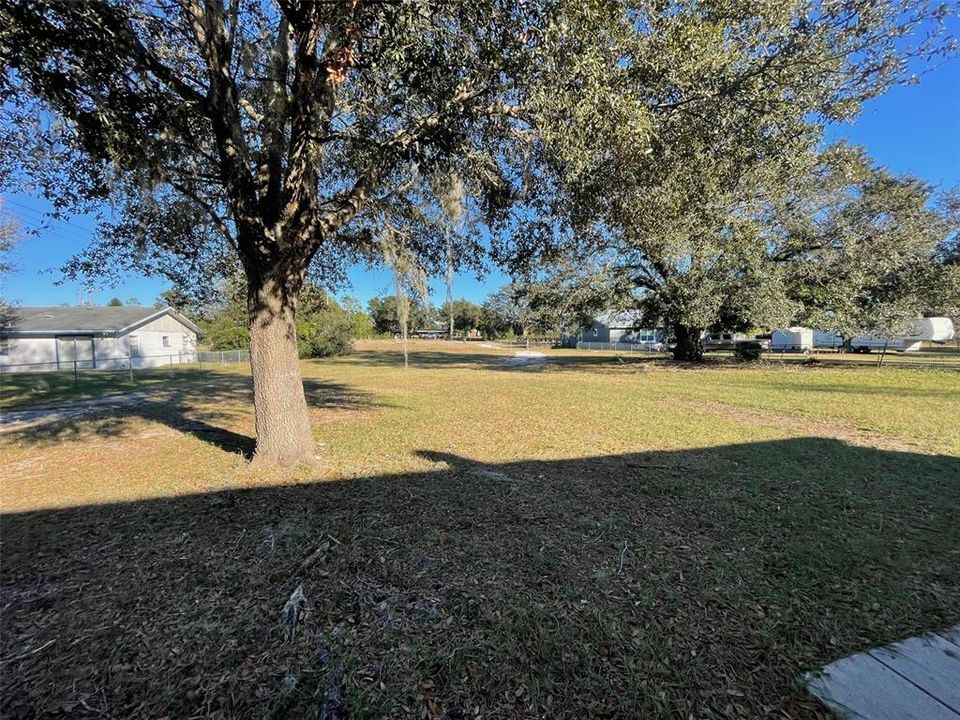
0 370 382 459
2 439 959 719
332 346 826 375
330 348 509 369
331 348 673 373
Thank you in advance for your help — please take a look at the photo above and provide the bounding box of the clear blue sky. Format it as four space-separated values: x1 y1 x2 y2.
2 58 958 309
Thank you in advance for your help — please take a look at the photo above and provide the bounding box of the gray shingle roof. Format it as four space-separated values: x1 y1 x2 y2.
596 310 645 328
0 306 199 334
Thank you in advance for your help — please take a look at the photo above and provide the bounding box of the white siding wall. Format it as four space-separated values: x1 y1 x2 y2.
0 313 198 372
124 316 198 368
93 336 127 369
0 337 59 371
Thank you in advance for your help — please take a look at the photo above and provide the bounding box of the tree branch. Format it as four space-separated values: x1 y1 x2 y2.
261 16 290 222
313 83 494 248
178 0 263 260
168 179 237 252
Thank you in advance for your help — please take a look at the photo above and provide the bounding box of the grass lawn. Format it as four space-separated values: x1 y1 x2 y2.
2 341 958 719
0 367 174 410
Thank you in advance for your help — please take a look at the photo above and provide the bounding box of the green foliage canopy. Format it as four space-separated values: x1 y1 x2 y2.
438 298 482 334
367 294 436 335
491 0 958 359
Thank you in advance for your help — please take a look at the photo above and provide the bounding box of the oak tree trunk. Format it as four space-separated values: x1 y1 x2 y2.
247 271 315 467
672 324 705 362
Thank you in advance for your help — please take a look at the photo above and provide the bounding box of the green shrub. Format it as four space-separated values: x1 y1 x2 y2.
297 312 354 358
197 281 360 356
200 315 250 350
734 340 764 361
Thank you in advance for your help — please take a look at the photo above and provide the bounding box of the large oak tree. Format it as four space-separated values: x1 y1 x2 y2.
493 0 958 361
0 0 625 464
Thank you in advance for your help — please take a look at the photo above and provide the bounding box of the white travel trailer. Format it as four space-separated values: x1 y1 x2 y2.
849 335 923 352
771 327 813 351
914 317 956 343
850 317 955 353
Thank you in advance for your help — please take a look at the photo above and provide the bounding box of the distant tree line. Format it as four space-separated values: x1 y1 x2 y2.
364 282 570 341
158 277 575 351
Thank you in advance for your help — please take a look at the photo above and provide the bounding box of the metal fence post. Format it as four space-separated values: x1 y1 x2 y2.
169 355 174 373
128 354 134 383
73 360 78 388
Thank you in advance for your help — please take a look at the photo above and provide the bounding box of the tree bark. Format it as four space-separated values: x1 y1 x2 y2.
247 270 315 467
672 324 704 362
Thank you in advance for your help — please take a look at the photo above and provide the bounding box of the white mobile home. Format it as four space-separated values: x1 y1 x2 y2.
0 306 201 372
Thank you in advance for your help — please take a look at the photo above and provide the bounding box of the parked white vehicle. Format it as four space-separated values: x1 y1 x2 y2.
813 330 843 349
771 327 813 351
913 317 956 343
850 317 955 353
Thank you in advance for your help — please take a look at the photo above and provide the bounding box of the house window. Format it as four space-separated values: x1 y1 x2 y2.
638 329 656 343
0 336 8 356
592 328 598 337
129 336 140 356
162 335 170 348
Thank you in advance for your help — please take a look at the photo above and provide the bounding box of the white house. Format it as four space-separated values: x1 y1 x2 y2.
0 306 201 372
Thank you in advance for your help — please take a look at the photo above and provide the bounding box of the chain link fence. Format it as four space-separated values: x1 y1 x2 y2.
576 341 669 353
573 340 960 369
0 350 250 403
197 350 250 365
804 345 960 369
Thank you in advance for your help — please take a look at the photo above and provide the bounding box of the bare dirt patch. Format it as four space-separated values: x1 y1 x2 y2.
0 392 151 434
503 351 547 367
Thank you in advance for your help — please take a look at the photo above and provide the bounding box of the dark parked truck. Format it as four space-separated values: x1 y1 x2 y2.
703 332 770 352
702 332 748 351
